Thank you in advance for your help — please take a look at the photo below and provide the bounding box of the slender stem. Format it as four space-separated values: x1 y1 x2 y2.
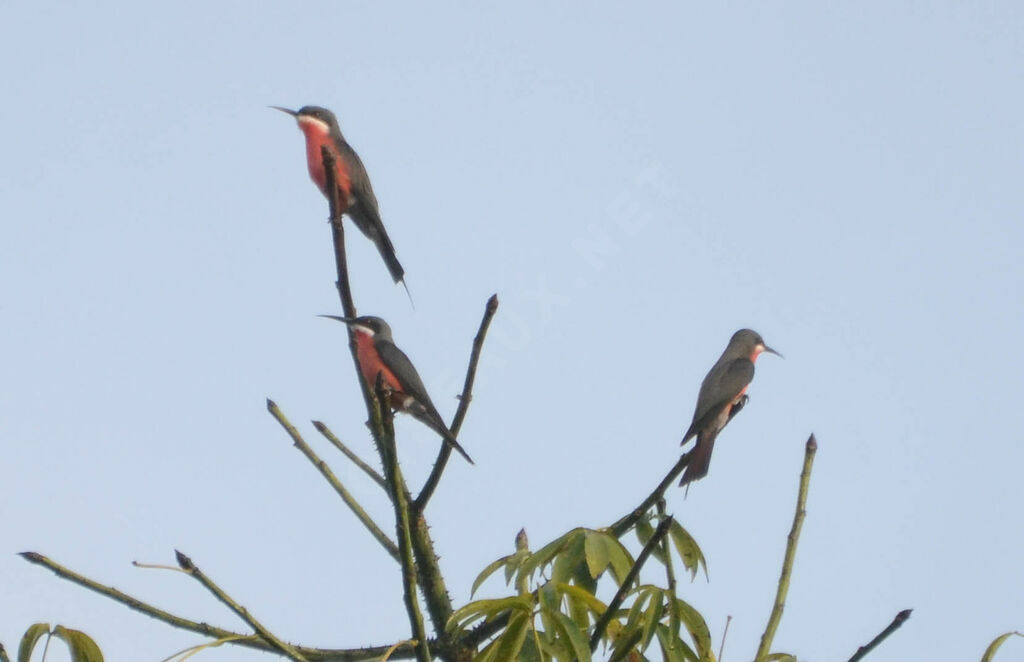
415 293 499 511
609 451 691 537
589 516 674 651
847 609 913 662
268 400 399 561
718 615 733 662
755 434 818 660
312 420 387 490
376 381 432 662
174 550 309 662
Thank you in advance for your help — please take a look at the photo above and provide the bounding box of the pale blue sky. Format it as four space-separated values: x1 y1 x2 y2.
3 3 1023 661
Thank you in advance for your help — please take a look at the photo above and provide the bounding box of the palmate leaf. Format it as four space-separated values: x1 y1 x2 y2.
668 520 707 581
633 585 665 650
551 532 587 585
18 623 49 662
447 594 534 633
52 627 103 662
673 597 713 662
981 631 1024 662
655 623 698 662
490 610 531 661
584 531 611 579
473 554 514 597
521 529 585 582
556 582 607 617
548 609 591 662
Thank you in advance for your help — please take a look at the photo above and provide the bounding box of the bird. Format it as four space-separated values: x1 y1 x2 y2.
679 329 780 487
272 105 408 294
322 315 473 464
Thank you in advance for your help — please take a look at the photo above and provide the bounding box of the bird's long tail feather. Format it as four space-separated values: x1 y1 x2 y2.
679 435 715 487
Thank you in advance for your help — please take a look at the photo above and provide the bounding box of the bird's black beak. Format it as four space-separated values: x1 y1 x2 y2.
269 106 298 117
318 315 356 325
762 345 783 359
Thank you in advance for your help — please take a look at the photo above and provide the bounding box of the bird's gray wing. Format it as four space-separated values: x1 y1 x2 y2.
682 358 755 443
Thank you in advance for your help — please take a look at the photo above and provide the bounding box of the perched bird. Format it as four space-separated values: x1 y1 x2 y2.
322 315 473 464
272 105 407 292
679 329 780 487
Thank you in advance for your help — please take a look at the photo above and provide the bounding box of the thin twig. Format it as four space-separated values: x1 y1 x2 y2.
755 434 818 660
376 379 432 662
718 615 733 662
312 420 387 490
609 451 691 537
414 293 499 511
589 516 674 652
174 550 310 662
268 399 399 561
847 609 913 662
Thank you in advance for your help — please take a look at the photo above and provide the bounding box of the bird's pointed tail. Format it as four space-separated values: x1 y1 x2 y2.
679 435 715 487
415 411 474 464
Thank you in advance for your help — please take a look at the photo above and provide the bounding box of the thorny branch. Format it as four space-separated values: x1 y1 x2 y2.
414 293 499 511
174 550 309 662
268 399 399 560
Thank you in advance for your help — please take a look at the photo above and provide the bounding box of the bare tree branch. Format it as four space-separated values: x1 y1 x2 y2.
609 451 691 537
755 434 818 660
414 293 499 511
174 550 309 662
312 419 387 490
21 552 421 660
847 609 913 662
268 399 399 561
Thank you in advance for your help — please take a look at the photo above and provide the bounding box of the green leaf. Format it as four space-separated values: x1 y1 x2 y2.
623 588 652 634
552 532 587 585
656 623 698 662
668 520 707 581
556 582 607 616
642 588 664 650
550 610 591 662
492 610 530 661
52 626 103 662
674 598 713 662
635 516 667 564
608 627 644 662
520 626 544 662
18 624 50 662
523 529 583 580
604 535 636 586
447 595 534 633
539 581 560 612
982 631 1024 662
473 554 513 597
584 531 611 579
